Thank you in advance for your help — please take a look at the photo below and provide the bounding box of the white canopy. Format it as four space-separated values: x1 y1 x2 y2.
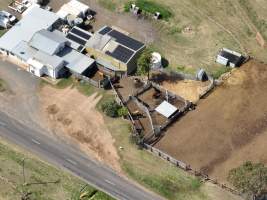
155 101 178 118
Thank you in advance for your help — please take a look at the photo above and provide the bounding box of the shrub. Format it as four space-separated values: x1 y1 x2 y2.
137 48 153 77
118 107 128 117
101 100 121 118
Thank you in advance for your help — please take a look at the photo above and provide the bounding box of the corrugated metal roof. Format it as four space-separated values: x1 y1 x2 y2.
12 41 37 62
29 30 67 55
34 51 64 69
0 6 59 52
155 101 178 118
58 47 95 74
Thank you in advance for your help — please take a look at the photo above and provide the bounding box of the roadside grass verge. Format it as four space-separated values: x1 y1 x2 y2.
124 0 173 20
0 139 114 200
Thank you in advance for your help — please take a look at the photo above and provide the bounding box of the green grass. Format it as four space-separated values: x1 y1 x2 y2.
40 76 99 97
76 81 96 96
98 0 117 11
0 79 6 92
55 77 74 89
124 0 173 20
175 65 197 75
0 140 114 200
211 66 232 79
39 77 74 90
0 29 6 37
238 0 267 40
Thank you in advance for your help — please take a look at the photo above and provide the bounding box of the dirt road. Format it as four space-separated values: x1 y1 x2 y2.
154 59 267 183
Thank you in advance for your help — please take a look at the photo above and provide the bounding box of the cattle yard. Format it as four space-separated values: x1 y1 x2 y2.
114 77 191 142
0 0 266 198
153 59 267 184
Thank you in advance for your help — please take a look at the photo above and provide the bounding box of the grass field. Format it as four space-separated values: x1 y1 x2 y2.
96 0 267 75
0 139 113 200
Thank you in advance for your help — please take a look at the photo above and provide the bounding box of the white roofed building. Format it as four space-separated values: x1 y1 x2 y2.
0 6 95 79
57 0 90 19
155 101 178 118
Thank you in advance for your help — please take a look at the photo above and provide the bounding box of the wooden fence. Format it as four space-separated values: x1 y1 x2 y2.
73 73 100 88
143 143 242 197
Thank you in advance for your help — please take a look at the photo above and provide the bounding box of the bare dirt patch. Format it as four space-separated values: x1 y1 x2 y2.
161 80 211 103
39 86 121 172
154 59 267 184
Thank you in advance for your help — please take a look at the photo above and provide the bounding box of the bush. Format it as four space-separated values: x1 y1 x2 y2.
101 100 126 118
137 48 153 77
101 100 121 118
118 107 128 117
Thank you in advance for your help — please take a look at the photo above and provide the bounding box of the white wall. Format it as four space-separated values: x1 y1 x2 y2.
28 65 43 77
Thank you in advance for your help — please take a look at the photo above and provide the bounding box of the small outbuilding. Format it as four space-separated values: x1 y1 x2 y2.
216 48 245 68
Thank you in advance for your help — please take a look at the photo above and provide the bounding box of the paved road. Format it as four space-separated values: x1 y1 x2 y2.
0 111 164 200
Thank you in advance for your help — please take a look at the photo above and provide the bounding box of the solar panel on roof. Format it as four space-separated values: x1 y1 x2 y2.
108 30 144 51
106 45 134 63
70 28 91 40
66 33 87 46
99 26 112 35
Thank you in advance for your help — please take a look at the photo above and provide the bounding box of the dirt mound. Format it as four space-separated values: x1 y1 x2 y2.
155 59 267 183
40 86 121 172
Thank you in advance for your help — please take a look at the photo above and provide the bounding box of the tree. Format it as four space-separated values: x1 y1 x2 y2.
228 161 267 198
101 100 121 118
137 48 153 79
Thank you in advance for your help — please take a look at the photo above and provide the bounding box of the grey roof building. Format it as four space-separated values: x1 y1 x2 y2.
29 29 67 55
0 6 95 79
0 6 60 52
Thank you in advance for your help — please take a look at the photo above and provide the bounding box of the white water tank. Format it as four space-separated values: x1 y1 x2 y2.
151 52 162 69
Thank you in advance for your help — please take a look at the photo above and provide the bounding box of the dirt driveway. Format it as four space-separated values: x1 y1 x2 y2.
0 59 43 129
39 86 121 171
154 59 267 183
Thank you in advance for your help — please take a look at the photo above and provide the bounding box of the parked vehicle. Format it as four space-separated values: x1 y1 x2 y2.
0 11 16 24
0 16 9 29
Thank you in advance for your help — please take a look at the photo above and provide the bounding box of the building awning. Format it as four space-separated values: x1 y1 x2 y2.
155 100 178 118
